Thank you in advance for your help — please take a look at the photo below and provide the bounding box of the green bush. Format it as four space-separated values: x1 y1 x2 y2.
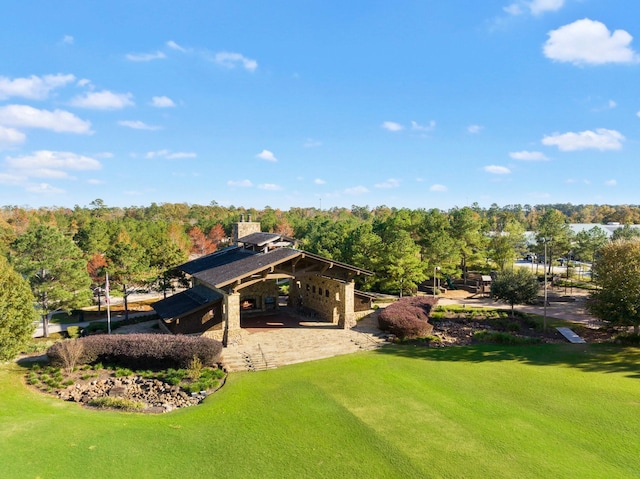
473 330 541 345
66 326 81 339
115 367 133 377
88 397 144 411
615 333 640 345
85 322 109 334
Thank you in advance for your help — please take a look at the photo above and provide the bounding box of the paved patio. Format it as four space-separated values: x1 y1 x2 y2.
221 309 389 372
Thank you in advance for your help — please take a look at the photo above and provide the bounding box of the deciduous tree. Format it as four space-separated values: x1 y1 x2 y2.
491 268 539 317
588 239 640 334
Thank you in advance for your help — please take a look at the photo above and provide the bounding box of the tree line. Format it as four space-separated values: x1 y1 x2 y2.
2 200 639 302
2 200 640 356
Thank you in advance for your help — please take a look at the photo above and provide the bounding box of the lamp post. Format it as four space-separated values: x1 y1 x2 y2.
433 266 440 297
543 237 552 332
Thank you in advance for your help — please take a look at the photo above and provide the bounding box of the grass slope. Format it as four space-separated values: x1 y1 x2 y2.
1 344 640 478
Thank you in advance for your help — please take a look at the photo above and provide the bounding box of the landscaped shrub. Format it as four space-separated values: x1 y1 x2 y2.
378 297 437 340
54 339 84 373
88 397 144 411
47 334 223 370
614 333 640 345
473 330 541 345
66 326 81 339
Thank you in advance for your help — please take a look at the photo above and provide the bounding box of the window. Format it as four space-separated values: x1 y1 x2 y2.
326 290 330 298
319 288 323 295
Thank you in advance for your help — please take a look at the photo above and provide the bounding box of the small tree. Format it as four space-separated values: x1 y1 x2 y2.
491 269 539 317
588 239 640 334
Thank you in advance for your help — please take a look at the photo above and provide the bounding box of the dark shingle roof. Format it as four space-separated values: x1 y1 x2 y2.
238 232 282 247
179 247 257 275
193 247 301 288
152 285 223 320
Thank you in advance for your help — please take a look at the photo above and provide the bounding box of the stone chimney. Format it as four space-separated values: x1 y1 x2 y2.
232 215 261 244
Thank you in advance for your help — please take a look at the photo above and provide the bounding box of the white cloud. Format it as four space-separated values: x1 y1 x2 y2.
227 179 253 188
605 179 617 187
145 150 196 159
77 78 91 88
87 179 105 185
529 0 564 15
151 96 176 108
166 40 187 52
62 35 74 45
126 50 167 62
304 138 322 148
504 3 523 15
6 150 101 179
166 152 196 159
542 128 624 151
70 90 134 110
118 120 162 131
314 178 326 185
214 52 258 72
484 165 511 174
256 149 278 162
509 150 549 161
0 105 92 133
505 0 564 16
26 183 65 194
375 178 400 189
411 120 436 132
258 183 282 191
344 185 369 195
381 121 403 132
0 126 26 147
544 19 640 66
0 74 75 100
430 184 448 192
467 124 483 134
0 172 26 185
608 100 617 109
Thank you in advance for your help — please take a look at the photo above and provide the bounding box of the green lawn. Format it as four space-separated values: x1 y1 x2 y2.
2 344 640 478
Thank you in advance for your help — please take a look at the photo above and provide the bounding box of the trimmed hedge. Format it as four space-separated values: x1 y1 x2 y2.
378 296 437 340
47 334 223 370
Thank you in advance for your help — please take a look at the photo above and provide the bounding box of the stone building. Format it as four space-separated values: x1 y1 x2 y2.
152 217 372 345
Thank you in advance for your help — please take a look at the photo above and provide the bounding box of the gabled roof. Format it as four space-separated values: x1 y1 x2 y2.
153 285 223 320
179 245 373 292
193 247 300 288
179 246 256 275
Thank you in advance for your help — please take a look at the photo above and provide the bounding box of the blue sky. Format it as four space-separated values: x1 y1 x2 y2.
1 0 639 210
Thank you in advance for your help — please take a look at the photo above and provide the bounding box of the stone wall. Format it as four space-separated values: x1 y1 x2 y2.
293 275 356 327
239 281 280 315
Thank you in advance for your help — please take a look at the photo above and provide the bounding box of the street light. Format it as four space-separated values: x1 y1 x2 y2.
543 237 552 332
433 266 440 297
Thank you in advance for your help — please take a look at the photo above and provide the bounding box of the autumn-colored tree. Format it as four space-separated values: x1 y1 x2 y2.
87 253 108 311
207 224 227 247
188 226 217 256
274 219 294 237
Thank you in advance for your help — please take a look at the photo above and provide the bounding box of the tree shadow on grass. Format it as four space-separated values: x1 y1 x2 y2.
374 343 640 379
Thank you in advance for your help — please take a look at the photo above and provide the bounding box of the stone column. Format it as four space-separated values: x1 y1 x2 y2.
223 292 241 346
337 281 355 329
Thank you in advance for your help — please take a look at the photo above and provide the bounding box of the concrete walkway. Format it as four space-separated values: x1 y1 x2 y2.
437 288 602 327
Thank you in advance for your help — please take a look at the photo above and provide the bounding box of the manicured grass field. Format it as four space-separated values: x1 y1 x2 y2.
2 344 640 478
